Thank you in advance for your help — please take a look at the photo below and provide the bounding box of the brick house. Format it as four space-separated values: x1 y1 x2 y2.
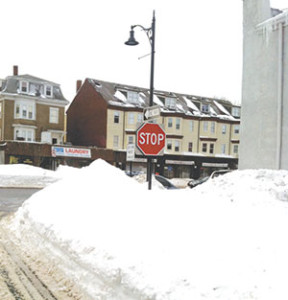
0 66 69 144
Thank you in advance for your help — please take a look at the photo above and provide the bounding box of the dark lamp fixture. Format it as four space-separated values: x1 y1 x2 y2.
125 28 139 46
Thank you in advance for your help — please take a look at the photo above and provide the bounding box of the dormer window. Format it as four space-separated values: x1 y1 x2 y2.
127 91 139 104
165 97 176 109
232 107 241 118
45 85 53 97
201 103 210 113
20 81 29 93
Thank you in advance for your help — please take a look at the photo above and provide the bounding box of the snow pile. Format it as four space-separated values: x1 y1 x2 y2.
196 168 288 202
6 160 288 299
0 164 61 188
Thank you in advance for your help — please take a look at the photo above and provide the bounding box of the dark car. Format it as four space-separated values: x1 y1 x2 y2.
154 175 178 189
187 176 209 189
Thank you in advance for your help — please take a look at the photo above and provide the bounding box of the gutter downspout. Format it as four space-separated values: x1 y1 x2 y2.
276 22 284 169
1 99 4 140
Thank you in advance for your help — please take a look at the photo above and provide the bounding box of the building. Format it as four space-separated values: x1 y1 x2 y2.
0 66 69 145
0 67 116 169
240 1 288 169
67 78 240 178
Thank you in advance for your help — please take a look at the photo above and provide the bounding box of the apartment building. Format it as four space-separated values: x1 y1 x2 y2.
67 79 240 178
0 66 69 144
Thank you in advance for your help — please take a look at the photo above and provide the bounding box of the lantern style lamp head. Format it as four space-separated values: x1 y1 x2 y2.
125 27 139 46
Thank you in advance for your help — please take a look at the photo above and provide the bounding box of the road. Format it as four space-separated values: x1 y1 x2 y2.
0 188 85 300
0 188 40 218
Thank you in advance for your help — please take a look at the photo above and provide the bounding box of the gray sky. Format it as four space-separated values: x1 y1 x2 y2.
0 0 286 104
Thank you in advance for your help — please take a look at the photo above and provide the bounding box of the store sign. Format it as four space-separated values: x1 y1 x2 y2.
52 146 91 158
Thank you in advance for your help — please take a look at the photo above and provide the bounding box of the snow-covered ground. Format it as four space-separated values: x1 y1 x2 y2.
2 160 288 299
0 164 61 188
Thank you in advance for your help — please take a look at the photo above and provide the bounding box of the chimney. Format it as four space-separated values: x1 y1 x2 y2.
13 65 18 76
76 80 82 92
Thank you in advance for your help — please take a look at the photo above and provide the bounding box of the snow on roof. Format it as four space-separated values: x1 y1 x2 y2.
257 9 288 40
183 96 200 112
213 100 231 116
114 90 127 102
209 105 218 116
87 79 238 120
0 74 68 103
153 95 164 107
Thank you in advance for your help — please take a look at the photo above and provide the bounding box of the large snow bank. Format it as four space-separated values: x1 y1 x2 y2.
0 164 60 187
6 160 288 299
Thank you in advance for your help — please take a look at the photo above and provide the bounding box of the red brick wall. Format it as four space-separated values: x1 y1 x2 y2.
67 79 108 147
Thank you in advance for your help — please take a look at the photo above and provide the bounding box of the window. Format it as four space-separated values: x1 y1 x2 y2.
222 124 227 134
209 144 214 154
165 97 176 109
16 104 20 118
15 101 35 120
128 136 134 144
22 104 27 118
232 107 240 118
20 81 29 93
113 135 119 148
137 113 143 124
202 143 207 153
127 91 139 103
49 107 59 124
168 118 173 128
203 121 208 132
234 125 240 134
114 111 120 123
221 144 226 154
128 112 135 125
188 142 193 152
175 141 180 152
14 128 35 142
189 120 194 132
176 118 181 130
167 140 172 150
233 144 239 154
28 105 33 119
45 85 53 97
201 104 210 113
0 103 2 118
211 122 216 133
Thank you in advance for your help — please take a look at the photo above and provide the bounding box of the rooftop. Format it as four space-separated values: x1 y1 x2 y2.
86 78 240 121
0 73 68 104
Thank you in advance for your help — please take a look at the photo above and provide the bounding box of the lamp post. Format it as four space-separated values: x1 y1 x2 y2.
125 11 156 190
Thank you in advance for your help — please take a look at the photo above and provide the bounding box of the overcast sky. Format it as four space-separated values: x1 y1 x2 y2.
0 0 286 104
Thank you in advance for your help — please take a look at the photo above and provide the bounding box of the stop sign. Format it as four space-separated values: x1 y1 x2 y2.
136 123 166 156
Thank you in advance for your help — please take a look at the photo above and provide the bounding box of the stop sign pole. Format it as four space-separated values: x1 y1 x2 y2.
136 123 166 190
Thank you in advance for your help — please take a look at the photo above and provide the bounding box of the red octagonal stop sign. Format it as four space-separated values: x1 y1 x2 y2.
136 123 166 156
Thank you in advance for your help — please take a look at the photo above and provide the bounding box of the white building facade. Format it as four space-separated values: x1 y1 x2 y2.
239 0 288 169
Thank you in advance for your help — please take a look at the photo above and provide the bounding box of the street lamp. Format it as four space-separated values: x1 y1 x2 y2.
125 10 156 190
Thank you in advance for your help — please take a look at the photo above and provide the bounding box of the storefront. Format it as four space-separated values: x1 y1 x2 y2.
0 141 114 170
